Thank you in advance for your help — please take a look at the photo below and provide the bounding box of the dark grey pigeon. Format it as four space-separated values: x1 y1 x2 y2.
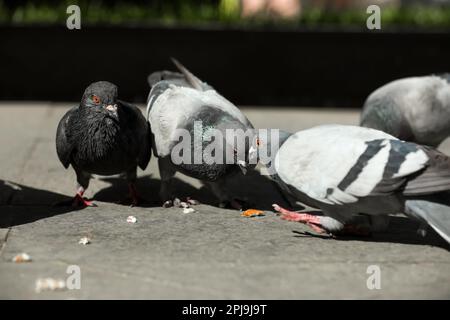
250 125 450 244
56 81 151 207
146 59 255 209
361 75 450 147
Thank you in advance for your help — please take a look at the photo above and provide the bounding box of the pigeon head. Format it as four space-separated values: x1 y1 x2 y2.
216 125 259 175
225 132 256 175
81 81 119 118
248 129 292 171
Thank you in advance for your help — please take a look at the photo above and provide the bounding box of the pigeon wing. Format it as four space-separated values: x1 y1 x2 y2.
118 100 152 170
275 125 429 206
56 106 78 169
148 86 252 158
403 146 450 195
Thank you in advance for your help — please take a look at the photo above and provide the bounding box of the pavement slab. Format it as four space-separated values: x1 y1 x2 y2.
0 103 449 299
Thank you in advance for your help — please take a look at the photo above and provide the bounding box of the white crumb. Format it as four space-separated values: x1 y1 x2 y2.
180 201 189 208
127 215 137 223
12 253 32 263
78 237 90 245
35 278 66 293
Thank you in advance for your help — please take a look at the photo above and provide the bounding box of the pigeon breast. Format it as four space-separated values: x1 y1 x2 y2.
68 108 143 175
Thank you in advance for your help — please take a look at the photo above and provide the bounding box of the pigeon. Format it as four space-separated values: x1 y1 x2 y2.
361 74 450 147
56 81 151 207
249 124 450 244
146 59 255 209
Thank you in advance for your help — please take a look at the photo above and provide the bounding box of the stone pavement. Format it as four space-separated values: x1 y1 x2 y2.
0 103 449 299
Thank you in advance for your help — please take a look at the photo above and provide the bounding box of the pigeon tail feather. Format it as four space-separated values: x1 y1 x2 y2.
147 70 184 87
170 57 204 91
406 199 450 244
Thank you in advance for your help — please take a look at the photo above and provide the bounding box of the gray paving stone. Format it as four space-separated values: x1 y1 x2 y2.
0 103 449 299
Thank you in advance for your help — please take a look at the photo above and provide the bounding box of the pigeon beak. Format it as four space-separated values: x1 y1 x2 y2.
105 104 118 117
237 160 248 175
248 146 258 164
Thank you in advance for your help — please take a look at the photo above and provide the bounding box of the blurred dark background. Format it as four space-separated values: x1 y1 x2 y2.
1 0 449 107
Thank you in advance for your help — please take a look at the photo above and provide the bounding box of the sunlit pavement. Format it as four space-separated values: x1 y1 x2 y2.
0 103 449 299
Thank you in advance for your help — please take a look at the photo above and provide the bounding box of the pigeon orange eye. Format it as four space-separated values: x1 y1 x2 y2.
92 95 101 104
256 139 261 146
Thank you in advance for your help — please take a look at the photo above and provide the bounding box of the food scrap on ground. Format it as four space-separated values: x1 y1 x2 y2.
164 197 199 213
241 209 265 218
172 198 181 207
78 237 91 245
127 215 137 223
180 201 189 208
183 207 195 214
12 253 32 263
35 278 66 293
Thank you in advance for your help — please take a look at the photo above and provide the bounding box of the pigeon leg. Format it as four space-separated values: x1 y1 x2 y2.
272 204 327 233
273 204 372 236
117 182 143 207
158 157 178 207
128 183 140 207
68 169 95 207
72 187 96 207
117 168 147 207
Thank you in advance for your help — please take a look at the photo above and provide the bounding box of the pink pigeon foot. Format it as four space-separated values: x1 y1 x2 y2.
73 192 96 207
272 203 327 234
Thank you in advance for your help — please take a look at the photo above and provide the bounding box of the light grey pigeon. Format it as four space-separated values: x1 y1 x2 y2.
146 59 255 209
249 124 450 244
361 74 450 147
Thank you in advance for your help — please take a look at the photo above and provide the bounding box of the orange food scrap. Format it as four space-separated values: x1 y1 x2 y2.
241 209 265 217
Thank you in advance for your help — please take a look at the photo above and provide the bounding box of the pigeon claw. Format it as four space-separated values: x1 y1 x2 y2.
118 183 144 207
117 196 143 207
73 194 97 208
272 203 327 234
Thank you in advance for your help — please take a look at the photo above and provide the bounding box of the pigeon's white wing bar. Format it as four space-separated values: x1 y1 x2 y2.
146 93 155 121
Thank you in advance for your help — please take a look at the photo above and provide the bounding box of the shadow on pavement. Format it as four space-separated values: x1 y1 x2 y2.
291 215 450 249
1 178 449 248
95 169 290 210
223 169 292 211
94 174 210 207
0 180 83 228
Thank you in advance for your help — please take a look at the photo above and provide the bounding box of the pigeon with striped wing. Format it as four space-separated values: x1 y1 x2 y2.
252 125 450 243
